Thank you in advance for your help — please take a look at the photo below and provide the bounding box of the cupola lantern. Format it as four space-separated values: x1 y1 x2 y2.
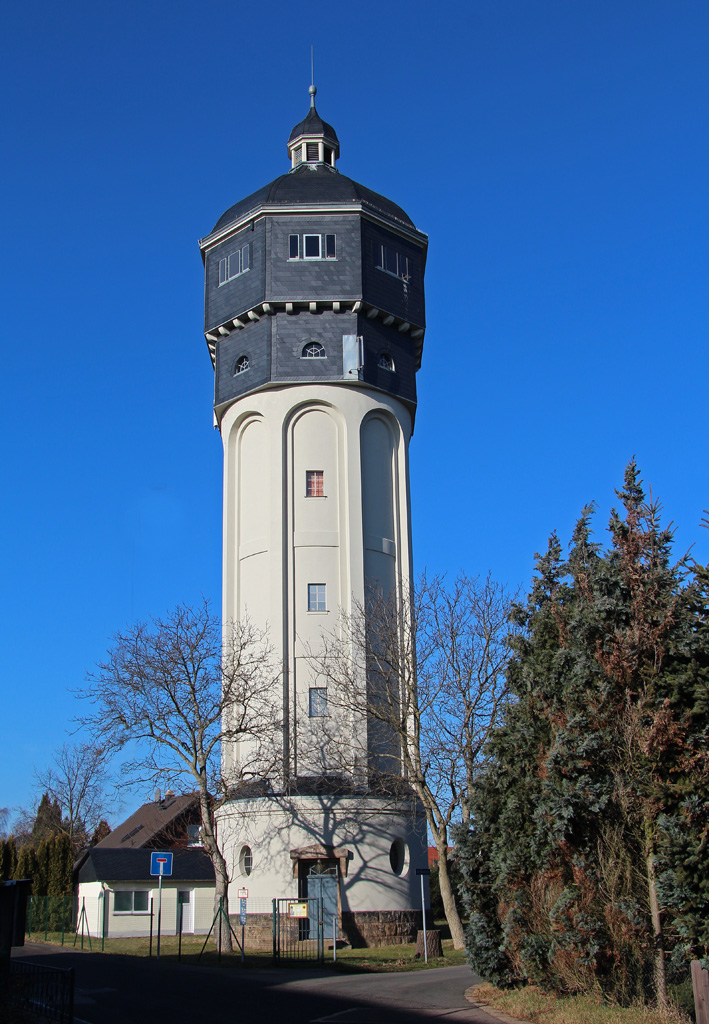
287 86 340 168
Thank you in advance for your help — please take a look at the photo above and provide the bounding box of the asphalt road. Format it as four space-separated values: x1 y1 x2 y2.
13 942 505 1024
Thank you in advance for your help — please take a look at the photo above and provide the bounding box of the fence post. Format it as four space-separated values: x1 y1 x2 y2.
178 901 183 961
218 896 222 963
149 898 154 957
692 960 709 1024
44 895 49 941
61 894 66 946
272 899 277 960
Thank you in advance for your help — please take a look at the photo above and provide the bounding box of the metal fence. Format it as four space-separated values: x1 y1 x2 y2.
9 960 74 1024
273 897 324 962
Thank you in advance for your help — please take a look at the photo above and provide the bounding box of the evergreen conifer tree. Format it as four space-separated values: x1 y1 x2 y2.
456 463 709 1006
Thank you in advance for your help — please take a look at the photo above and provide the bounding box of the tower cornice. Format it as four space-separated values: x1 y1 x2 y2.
199 203 428 258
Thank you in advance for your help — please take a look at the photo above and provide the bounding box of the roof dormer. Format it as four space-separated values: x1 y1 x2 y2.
287 86 340 170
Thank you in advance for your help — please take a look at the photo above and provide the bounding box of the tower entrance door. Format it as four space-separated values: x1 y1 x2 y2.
307 862 338 940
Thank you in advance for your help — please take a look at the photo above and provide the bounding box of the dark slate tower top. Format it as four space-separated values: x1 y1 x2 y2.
199 90 427 427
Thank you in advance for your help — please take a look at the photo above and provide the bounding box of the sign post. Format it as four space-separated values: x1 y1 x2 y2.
150 852 173 960
238 888 248 965
416 868 431 965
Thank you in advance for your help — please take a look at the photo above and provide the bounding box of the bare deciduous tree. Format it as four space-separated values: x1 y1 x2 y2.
78 600 278 952
35 741 114 853
309 573 513 949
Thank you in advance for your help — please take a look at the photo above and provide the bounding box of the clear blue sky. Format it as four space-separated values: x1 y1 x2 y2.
2 0 708 821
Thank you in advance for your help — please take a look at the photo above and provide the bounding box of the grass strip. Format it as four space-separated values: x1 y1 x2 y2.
470 982 693 1024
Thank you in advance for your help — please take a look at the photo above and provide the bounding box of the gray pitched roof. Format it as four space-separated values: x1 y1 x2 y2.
77 848 215 884
211 164 415 234
288 105 339 144
94 794 198 850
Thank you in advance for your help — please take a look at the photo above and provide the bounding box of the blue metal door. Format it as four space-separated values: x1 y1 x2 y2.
308 867 337 940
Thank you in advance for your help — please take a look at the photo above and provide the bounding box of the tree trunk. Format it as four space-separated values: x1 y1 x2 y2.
416 929 443 958
437 845 465 950
645 823 667 1012
198 788 233 954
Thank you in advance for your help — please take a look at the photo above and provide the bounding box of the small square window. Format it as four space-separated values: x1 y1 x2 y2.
304 235 321 259
289 234 299 259
308 583 326 612
309 688 328 717
306 470 324 497
325 234 336 259
133 891 149 913
114 891 131 913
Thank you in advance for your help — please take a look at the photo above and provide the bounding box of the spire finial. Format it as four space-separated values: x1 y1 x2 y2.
310 46 316 108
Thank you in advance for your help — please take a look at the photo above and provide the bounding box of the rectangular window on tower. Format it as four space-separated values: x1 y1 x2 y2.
375 244 411 281
288 234 337 261
304 234 321 259
309 688 328 717
307 584 327 612
306 471 325 497
218 244 251 285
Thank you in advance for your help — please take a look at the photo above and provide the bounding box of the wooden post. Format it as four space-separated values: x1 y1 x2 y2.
692 960 709 1024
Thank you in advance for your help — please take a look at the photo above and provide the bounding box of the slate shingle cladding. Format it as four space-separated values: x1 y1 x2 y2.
202 124 426 422
214 311 417 411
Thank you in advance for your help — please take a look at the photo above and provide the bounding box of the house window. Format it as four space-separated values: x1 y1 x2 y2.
302 342 326 358
308 584 326 612
239 845 253 876
378 352 394 371
114 890 150 914
218 244 251 285
187 824 201 846
306 470 324 497
309 687 328 717
234 355 250 374
375 244 411 281
288 234 336 260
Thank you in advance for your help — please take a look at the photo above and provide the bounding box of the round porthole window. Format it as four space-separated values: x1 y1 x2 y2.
239 845 253 876
389 838 407 876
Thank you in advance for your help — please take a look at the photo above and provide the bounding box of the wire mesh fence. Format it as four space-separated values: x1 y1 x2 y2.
8 960 74 1024
24 891 335 960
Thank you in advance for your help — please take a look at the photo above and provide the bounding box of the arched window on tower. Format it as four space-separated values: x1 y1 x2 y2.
302 342 326 359
378 352 395 372
234 355 250 375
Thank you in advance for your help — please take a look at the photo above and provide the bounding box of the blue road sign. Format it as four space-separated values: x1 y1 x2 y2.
150 851 173 877
239 898 247 925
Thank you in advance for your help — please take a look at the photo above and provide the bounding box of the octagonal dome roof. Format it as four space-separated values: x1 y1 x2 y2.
211 163 415 234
